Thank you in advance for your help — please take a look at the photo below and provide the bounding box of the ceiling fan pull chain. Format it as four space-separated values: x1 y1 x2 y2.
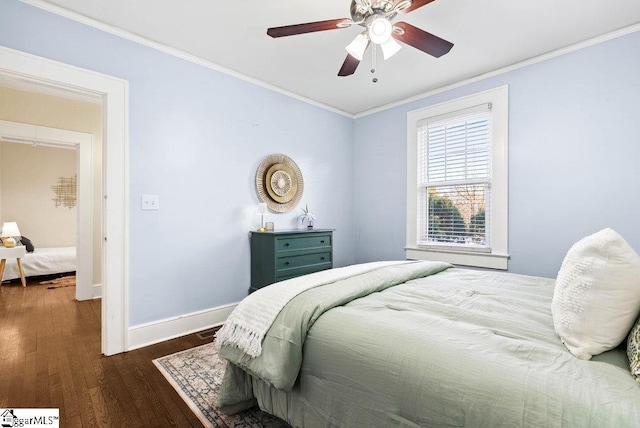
371 45 378 83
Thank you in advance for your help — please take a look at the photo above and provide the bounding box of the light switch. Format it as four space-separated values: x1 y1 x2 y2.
141 194 159 210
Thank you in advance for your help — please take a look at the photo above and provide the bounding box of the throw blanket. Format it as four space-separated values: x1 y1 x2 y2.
218 260 452 393
215 260 411 357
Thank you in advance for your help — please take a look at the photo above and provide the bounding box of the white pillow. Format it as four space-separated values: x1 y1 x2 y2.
552 228 640 360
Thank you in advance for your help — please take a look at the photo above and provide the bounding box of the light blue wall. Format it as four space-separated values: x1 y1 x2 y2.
354 30 640 278
0 1 355 325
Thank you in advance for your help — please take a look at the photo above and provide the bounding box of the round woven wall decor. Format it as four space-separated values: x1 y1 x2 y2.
255 154 304 213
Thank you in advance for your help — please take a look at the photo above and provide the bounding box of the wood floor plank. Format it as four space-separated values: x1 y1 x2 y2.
130 347 202 427
8 344 27 406
98 354 146 426
78 385 98 428
57 340 82 421
88 385 112 428
111 352 163 426
22 350 38 405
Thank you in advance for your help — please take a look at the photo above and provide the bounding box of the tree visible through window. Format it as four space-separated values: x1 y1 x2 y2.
426 186 487 245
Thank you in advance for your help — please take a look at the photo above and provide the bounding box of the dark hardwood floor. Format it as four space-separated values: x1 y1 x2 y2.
0 276 214 427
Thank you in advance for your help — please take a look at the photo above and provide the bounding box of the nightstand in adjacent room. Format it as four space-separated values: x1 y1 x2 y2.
250 229 333 293
0 245 27 287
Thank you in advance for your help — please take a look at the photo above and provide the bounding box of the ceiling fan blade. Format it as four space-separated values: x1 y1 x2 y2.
398 0 437 13
393 22 453 57
267 19 351 38
338 54 361 77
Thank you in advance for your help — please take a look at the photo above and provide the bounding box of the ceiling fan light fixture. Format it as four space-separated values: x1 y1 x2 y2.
380 37 402 60
345 33 369 61
368 16 392 44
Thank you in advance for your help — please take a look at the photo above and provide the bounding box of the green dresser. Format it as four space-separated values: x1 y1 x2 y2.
250 229 333 293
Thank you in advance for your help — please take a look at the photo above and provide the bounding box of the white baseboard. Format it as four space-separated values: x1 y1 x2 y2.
127 302 238 351
92 283 102 299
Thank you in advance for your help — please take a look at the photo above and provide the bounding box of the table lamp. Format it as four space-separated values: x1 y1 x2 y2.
256 203 268 231
1 222 21 247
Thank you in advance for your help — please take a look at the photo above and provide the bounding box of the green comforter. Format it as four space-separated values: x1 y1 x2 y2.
218 264 640 427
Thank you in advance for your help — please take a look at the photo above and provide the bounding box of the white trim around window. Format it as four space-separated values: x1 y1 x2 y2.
406 86 509 269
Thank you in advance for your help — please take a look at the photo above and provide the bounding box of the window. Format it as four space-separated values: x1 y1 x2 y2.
406 86 509 269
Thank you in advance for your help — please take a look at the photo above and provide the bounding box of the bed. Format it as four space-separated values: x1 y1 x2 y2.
1 246 76 281
215 230 640 427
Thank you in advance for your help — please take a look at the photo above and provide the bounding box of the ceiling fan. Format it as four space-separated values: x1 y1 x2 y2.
267 0 454 77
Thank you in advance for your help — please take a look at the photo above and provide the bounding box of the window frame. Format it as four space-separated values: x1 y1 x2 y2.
406 86 509 269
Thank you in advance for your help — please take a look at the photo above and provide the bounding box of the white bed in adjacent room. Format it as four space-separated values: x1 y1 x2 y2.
1 247 76 281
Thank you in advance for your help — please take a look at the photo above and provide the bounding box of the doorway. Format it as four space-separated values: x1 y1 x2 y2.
0 45 128 355
0 120 95 300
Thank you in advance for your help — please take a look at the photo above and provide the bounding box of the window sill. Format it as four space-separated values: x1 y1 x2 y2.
405 247 509 270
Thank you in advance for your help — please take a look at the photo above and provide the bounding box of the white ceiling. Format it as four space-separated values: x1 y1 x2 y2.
25 0 640 116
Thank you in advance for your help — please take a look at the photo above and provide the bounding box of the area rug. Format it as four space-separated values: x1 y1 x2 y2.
153 343 289 427
39 275 76 289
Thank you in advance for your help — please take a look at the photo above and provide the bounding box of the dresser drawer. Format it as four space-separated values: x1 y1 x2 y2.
276 254 332 281
276 251 331 271
275 234 331 253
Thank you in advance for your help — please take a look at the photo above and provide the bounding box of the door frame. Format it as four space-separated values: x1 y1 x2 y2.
0 45 129 355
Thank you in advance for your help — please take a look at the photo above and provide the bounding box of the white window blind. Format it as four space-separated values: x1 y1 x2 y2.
417 108 492 249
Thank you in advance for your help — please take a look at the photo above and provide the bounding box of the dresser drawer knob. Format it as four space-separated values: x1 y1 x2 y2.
285 261 290 266
285 243 290 247
320 240 325 243
320 256 325 261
